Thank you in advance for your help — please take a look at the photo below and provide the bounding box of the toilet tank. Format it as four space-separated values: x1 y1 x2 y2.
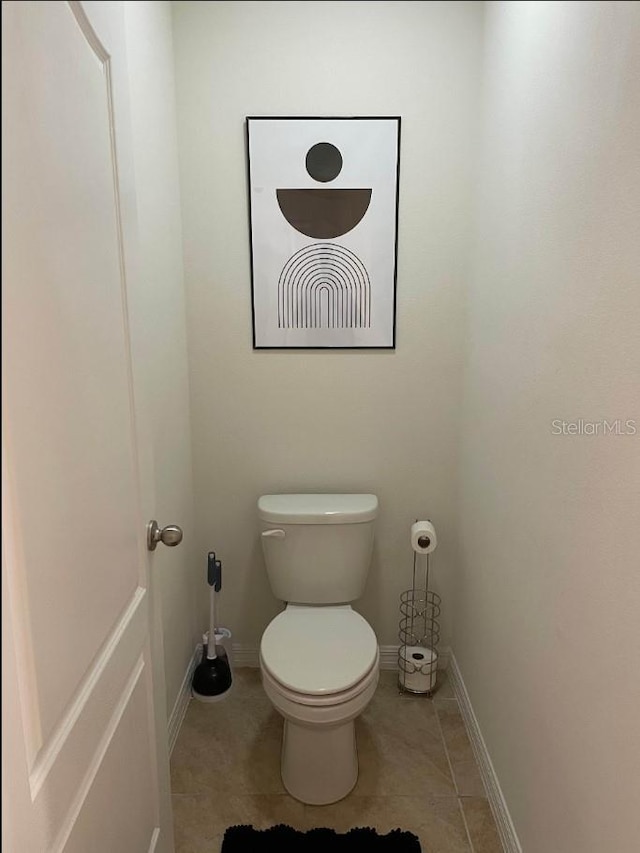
258 494 378 604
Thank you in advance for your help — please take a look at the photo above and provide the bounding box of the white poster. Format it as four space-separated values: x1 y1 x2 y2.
247 117 400 348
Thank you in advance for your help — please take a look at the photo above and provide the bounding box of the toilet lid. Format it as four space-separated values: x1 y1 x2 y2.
260 606 378 696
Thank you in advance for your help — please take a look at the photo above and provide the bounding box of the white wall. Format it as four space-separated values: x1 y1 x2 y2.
123 1 199 718
171 1 484 646
454 2 640 851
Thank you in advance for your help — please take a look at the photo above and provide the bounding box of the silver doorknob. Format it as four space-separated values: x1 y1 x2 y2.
147 520 183 551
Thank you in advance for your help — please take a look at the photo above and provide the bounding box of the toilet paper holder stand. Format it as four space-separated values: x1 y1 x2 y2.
398 525 441 696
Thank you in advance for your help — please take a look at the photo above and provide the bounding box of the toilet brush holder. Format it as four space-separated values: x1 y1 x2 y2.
398 537 441 695
192 552 233 702
204 627 233 671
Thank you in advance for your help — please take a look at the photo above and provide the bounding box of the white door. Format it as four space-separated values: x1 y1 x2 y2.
2 2 173 851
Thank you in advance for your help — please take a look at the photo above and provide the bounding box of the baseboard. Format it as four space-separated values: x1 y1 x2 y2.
448 653 523 853
147 827 160 853
378 645 398 670
231 643 450 672
167 644 200 756
232 643 259 667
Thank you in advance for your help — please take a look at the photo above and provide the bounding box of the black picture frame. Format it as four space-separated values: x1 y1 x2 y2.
245 116 402 350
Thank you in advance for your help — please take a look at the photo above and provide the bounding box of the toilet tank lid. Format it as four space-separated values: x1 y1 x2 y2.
258 494 378 524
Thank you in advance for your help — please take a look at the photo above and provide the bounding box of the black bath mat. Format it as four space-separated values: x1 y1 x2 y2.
221 824 421 852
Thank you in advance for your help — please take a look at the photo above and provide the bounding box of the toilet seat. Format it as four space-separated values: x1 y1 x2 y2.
261 649 379 709
260 605 378 697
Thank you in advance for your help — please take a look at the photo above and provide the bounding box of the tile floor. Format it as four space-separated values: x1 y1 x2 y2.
171 669 503 853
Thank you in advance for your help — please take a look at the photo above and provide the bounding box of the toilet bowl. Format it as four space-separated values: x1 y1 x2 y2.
260 605 379 805
257 494 379 805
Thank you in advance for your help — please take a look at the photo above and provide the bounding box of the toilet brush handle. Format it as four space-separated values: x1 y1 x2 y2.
207 583 218 660
208 551 222 592
206 552 222 660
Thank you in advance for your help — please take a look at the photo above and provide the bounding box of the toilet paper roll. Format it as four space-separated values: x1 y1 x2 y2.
411 520 437 554
399 645 437 692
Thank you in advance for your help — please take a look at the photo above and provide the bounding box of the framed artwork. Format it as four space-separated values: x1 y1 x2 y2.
246 116 401 349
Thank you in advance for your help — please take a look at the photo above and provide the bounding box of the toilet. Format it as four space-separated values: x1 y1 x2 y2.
258 493 379 805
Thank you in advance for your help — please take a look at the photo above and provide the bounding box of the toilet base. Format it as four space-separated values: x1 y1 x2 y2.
281 718 358 805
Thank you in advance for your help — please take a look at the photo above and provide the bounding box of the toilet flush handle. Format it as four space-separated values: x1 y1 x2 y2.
261 529 285 539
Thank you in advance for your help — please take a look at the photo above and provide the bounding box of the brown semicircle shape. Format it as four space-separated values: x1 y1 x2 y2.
276 188 372 239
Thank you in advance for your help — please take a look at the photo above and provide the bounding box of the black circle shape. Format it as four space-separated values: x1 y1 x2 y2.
412 653 425 661
305 142 343 183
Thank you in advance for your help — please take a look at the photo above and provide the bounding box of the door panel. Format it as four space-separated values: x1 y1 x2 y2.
2 1 171 850
62 669 156 853
4 0 141 746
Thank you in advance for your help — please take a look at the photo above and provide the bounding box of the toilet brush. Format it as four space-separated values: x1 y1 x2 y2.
192 552 232 701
